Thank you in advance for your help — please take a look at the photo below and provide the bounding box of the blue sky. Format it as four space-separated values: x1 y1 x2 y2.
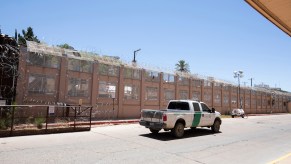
1 0 290 91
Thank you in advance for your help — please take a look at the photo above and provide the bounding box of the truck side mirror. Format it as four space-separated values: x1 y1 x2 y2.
211 108 215 113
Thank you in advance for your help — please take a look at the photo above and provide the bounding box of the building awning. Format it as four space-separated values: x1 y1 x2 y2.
245 0 291 37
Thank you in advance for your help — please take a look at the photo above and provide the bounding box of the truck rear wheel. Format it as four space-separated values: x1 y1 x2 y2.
172 122 185 138
150 128 160 134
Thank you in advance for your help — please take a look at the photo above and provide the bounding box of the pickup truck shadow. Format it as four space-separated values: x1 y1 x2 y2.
140 128 221 141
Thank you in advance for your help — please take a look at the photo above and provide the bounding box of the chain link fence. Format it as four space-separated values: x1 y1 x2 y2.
0 105 92 137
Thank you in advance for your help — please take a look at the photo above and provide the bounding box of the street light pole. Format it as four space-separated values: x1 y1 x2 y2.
249 78 254 87
133 49 141 63
234 70 243 109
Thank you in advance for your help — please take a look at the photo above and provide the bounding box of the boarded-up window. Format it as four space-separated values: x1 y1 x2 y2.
193 79 201 88
28 74 55 95
27 52 60 68
98 81 117 98
124 67 141 79
179 90 188 99
163 74 175 83
124 84 140 100
145 71 160 82
68 78 89 97
178 77 189 86
99 63 119 76
68 58 92 73
192 91 201 101
164 89 175 101
146 87 158 100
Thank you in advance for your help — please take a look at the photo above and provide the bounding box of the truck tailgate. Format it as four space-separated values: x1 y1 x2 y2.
141 109 165 122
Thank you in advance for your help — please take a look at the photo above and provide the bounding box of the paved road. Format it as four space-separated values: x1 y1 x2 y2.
1 114 291 164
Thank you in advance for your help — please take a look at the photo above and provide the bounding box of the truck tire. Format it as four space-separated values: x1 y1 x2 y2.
149 128 160 134
171 122 185 138
211 119 221 133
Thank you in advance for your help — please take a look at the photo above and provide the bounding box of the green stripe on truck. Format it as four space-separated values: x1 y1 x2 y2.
192 112 202 127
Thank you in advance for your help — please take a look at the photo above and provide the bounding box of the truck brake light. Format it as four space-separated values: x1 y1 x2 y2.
163 114 167 121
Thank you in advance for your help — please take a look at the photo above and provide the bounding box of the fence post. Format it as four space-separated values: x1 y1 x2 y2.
89 107 92 129
74 106 77 130
10 106 15 136
46 106 49 131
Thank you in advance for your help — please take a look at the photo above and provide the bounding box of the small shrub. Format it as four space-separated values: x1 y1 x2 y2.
34 118 45 129
0 118 7 130
26 116 34 124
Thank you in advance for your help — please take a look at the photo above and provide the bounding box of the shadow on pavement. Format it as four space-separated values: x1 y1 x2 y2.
140 128 221 141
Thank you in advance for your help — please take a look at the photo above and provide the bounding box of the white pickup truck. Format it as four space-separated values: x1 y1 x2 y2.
139 100 222 138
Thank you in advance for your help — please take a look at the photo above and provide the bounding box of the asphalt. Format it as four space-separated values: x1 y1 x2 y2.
90 113 289 126
91 114 290 164
268 153 291 164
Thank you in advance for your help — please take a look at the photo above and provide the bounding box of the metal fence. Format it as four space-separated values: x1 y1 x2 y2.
0 105 92 137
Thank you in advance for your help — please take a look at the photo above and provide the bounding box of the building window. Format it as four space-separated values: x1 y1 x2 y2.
204 80 212 87
193 79 201 88
214 82 221 88
124 67 141 79
178 77 189 86
214 93 221 104
68 58 92 73
231 95 237 104
163 74 175 83
180 90 188 99
223 95 229 104
124 84 140 100
251 98 256 107
98 81 117 98
204 94 211 102
164 89 175 101
192 91 201 100
145 87 158 100
27 52 60 68
223 84 230 90
245 98 250 108
28 74 55 95
257 97 261 108
68 78 89 97
99 63 119 76
145 71 160 82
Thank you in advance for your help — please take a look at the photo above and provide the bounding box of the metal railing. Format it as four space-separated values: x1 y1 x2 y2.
0 105 92 137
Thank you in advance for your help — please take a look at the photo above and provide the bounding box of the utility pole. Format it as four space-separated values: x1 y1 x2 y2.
234 70 244 109
249 78 254 87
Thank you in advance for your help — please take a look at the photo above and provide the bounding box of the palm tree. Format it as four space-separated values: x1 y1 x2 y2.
18 27 40 46
175 60 190 73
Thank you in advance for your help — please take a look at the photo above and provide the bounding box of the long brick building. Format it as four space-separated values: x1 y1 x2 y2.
15 41 291 119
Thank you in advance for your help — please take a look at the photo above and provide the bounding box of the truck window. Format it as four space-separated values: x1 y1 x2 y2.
192 103 201 112
168 102 189 110
201 103 211 112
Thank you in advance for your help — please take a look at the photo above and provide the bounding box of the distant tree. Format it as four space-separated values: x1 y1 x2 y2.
18 27 40 46
175 60 190 73
57 43 75 50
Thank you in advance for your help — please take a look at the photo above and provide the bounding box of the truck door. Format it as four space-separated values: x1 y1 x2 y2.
200 103 213 126
192 102 203 127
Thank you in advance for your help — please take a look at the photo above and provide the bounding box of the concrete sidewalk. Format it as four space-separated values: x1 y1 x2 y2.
90 119 139 126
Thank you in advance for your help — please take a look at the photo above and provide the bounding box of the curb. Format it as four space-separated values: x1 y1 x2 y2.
91 119 140 126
